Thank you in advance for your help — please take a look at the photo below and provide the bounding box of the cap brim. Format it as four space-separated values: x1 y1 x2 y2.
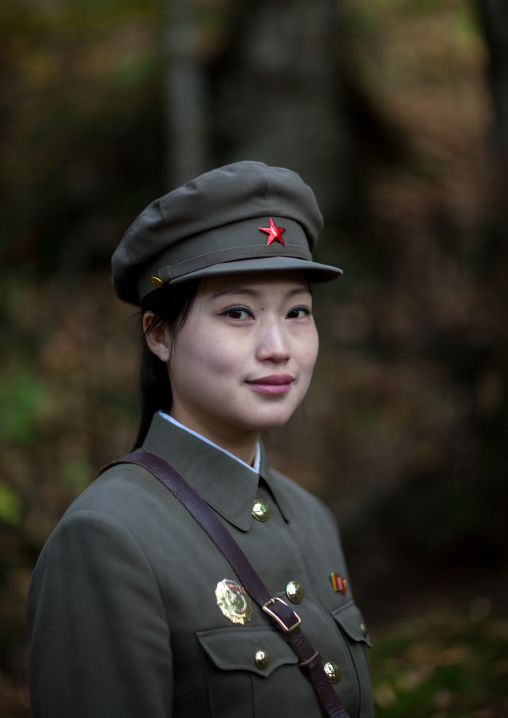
169 256 342 284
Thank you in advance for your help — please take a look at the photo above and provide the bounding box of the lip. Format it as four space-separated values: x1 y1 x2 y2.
246 374 295 395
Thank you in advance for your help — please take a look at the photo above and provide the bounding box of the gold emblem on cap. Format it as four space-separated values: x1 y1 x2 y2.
150 276 163 287
215 579 253 625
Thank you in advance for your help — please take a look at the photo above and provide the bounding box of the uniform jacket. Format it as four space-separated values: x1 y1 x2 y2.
27 413 375 718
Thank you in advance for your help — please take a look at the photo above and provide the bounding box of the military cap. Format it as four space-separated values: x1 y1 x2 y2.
112 161 342 305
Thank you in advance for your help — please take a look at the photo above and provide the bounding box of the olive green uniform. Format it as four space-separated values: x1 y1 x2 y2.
28 413 375 717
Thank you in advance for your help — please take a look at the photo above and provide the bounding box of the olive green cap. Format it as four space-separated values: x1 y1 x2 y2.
112 161 342 305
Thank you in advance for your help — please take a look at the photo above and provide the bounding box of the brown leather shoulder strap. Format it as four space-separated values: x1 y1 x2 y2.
102 451 351 718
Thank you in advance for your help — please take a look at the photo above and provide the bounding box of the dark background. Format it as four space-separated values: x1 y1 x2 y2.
1 0 507 715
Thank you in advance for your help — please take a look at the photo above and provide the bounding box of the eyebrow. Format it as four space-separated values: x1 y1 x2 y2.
210 286 311 300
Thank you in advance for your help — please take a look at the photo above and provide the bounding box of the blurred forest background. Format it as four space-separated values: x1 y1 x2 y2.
1 0 507 715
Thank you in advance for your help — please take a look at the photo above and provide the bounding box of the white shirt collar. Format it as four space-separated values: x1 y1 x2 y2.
159 411 261 474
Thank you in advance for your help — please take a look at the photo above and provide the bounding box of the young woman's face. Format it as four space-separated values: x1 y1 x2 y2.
167 271 319 447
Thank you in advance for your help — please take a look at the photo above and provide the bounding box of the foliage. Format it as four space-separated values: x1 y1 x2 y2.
370 603 508 717
0 0 164 275
0 0 507 715
0 486 22 526
0 367 48 447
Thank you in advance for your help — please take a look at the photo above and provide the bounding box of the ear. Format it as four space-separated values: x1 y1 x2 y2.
143 312 171 363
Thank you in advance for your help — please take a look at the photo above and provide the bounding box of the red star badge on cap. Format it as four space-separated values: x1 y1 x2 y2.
259 218 286 246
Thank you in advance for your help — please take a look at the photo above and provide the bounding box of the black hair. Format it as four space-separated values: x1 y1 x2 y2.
133 279 200 448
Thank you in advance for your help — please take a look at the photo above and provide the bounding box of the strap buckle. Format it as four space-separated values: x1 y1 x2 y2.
262 597 302 633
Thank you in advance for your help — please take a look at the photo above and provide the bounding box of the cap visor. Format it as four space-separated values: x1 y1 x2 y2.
170 256 342 284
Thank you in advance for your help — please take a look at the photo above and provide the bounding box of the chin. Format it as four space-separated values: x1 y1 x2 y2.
247 410 298 432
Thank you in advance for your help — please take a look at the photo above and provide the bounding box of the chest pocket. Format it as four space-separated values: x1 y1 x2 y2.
197 625 298 676
331 601 372 648
196 626 300 718
331 602 375 718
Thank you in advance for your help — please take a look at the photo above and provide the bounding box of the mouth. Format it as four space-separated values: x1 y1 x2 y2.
246 374 295 395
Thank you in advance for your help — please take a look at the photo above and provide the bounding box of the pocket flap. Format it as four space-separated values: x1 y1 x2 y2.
196 626 299 678
331 602 372 648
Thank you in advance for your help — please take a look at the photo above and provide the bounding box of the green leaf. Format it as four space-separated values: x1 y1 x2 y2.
0 484 22 525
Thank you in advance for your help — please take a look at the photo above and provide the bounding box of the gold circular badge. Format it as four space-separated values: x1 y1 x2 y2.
215 579 253 625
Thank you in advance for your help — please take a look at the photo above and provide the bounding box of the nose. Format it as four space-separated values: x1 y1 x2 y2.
256 318 290 363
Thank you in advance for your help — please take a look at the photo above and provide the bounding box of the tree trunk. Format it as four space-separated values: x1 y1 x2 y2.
209 0 351 221
164 0 208 189
476 0 508 190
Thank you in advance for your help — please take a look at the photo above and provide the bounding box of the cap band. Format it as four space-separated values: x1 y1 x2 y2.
138 216 312 298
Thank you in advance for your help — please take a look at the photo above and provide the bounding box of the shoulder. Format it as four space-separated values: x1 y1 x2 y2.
63 459 169 521
29 461 179 599
35 460 179 571
35 461 164 563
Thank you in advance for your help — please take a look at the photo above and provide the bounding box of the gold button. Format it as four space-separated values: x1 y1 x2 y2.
252 500 270 521
324 661 341 684
286 580 304 604
150 276 163 287
255 649 270 670
360 622 368 638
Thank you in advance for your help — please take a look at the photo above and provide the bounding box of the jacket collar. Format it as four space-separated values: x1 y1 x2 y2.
142 412 288 531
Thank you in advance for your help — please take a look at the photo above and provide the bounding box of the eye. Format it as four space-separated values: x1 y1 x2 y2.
220 305 254 320
286 306 312 319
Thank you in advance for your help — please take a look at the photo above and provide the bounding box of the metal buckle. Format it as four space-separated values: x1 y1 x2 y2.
262 597 302 633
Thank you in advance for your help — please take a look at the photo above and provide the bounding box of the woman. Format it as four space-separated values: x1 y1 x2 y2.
27 162 375 718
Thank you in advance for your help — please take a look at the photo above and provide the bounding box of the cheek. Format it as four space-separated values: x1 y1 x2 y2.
299 329 319 374
177 333 238 382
